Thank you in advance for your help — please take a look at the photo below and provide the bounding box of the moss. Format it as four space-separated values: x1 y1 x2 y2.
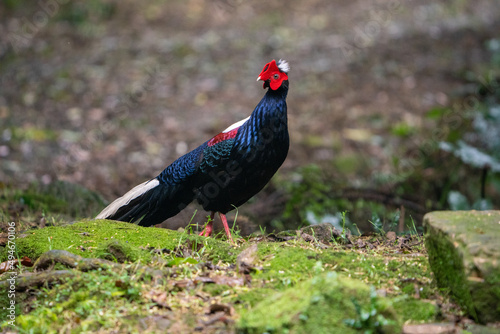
232 287 281 308
12 190 67 213
203 283 233 296
0 220 238 264
424 211 500 323
393 297 437 323
255 243 320 286
0 285 19 322
426 226 474 315
37 181 107 217
253 242 433 298
0 217 438 331
95 240 142 263
470 280 500 323
10 269 144 333
0 181 106 218
238 271 401 334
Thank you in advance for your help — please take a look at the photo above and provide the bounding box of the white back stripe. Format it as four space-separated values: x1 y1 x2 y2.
222 116 250 133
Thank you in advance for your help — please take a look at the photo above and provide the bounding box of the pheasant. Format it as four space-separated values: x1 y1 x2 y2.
96 59 290 243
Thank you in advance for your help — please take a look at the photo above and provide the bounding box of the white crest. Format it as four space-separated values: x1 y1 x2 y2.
277 59 290 73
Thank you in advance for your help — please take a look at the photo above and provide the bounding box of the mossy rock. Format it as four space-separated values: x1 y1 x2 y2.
37 181 107 217
424 210 500 323
96 240 140 263
238 271 401 334
1 181 106 218
0 220 238 264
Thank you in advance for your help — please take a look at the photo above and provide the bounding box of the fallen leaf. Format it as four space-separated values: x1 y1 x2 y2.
0 233 7 246
194 276 215 284
212 275 244 287
0 256 33 273
208 303 234 316
173 279 195 289
144 289 171 309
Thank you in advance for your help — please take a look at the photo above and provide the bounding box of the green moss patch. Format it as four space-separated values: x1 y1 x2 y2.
1 220 439 332
230 241 437 327
252 242 433 298
238 271 401 334
1 181 106 218
12 269 147 333
424 210 500 323
0 219 238 264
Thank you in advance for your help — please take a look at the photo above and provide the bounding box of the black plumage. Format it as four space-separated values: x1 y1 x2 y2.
96 59 290 242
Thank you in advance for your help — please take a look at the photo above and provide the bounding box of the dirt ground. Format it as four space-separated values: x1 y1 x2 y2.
1 0 499 231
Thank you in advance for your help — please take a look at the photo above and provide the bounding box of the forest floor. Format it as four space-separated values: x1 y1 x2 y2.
1 184 499 333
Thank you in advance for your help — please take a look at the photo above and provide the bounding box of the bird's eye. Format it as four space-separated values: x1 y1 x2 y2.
273 74 279 80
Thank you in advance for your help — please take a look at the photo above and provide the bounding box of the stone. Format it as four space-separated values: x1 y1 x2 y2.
236 244 259 274
299 222 351 244
424 210 500 324
402 323 458 334
386 231 397 241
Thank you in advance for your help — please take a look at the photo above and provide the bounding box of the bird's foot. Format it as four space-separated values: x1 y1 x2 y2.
199 220 213 237
219 213 235 244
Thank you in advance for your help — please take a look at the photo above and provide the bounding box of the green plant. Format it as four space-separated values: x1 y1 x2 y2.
447 190 493 211
409 216 422 240
369 213 384 235
185 209 199 233
278 164 418 234
339 211 350 242
56 0 116 26
229 205 242 241
344 286 397 333
438 39 500 209
258 225 267 235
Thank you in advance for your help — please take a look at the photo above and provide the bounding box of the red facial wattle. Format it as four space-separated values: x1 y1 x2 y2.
257 60 289 90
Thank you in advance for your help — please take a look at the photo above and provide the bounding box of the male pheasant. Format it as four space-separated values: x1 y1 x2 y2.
96 59 290 243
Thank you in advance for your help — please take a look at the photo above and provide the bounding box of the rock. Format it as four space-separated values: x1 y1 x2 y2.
424 210 500 324
465 324 500 334
402 323 459 334
386 231 397 241
299 222 351 244
236 244 259 274
96 240 139 263
139 315 171 331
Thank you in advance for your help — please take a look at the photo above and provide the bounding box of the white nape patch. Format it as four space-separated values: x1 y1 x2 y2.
222 116 250 133
96 179 160 219
277 59 290 73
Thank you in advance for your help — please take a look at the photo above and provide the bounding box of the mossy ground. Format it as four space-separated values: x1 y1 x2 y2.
238 272 400 334
1 226 439 332
0 185 450 333
0 220 237 264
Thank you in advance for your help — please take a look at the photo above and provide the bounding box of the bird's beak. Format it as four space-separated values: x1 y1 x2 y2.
256 76 261 81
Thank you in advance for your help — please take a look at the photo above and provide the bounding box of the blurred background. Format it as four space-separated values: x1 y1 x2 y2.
1 0 499 235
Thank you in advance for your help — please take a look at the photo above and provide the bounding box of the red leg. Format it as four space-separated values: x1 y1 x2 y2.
199 212 215 237
219 213 235 244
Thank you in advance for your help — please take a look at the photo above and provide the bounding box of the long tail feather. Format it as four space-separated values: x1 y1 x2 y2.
96 179 159 220
96 178 194 226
